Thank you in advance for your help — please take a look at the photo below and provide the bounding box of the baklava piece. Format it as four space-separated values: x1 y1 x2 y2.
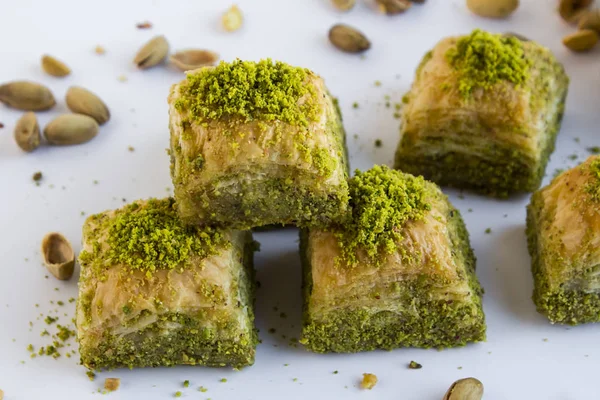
300 166 486 353
527 156 600 324
76 198 257 369
395 29 569 197
168 59 349 229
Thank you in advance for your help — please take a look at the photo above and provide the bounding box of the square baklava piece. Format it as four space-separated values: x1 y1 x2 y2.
76 198 257 369
168 59 349 229
527 156 600 324
300 166 486 353
395 30 569 197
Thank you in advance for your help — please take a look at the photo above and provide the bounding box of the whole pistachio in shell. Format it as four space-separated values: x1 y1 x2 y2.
44 114 99 146
65 86 110 125
0 81 56 111
133 35 169 69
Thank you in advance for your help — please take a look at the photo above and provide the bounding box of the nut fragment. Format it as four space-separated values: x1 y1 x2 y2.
104 378 121 392
33 171 43 182
578 9 600 32
41 55 71 77
41 232 75 281
563 29 599 51
331 0 356 11
361 373 378 390
328 24 371 53
133 35 169 69
14 112 41 152
65 86 110 125
0 81 56 111
170 50 219 71
443 378 484 400
376 0 412 14
466 0 519 18
559 0 593 23
44 114 99 146
136 21 152 29
222 5 243 32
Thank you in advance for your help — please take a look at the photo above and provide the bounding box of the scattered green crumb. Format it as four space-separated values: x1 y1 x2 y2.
183 380 190 388
374 80 381 87
374 139 382 148
458 366 463 370
361 373 378 390
32 171 43 182
68 298 75 303
44 316 57 325
587 146 600 154
284 363 289 367
352 102 359 109
574 137 581 143
468 208 473 212
220 378 227 383
174 391 182 398
268 328 276 334
393 112 401 119
568 154 578 161
57 301 64 306
198 386 208 393
293 378 298 382
408 361 422 369
93 180 99 185
40 329 49 336
333 370 339 374
26 344 34 352
280 312 287 319
104 378 120 392
485 228 492 234
446 29 530 98
128 146 135 152
543 338 548 342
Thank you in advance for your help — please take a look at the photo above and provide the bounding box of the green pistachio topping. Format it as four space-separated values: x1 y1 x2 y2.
586 157 600 201
335 165 431 266
82 198 226 274
446 29 530 98
175 59 319 127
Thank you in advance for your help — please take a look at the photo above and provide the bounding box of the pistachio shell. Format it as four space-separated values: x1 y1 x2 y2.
222 5 243 32
0 81 56 111
65 86 110 125
170 49 219 71
328 24 371 53
41 55 71 77
578 9 600 32
442 378 484 400
133 35 169 69
44 114 99 146
563 29 599 51
559 0 593 23
376 0 412 14
14 112 41 152
41 232 75 281
331 0 356 11
466 0 519 18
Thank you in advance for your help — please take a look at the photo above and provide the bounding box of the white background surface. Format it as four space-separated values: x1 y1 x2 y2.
0 0 599 399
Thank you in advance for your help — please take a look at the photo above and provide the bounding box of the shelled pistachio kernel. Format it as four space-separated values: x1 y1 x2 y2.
332 0 356 11
44 114 99 145
0 81 56 111
133 35 169 69
361 373 378 389
222 5 243 32
443 378 484 400
559 0 593 23
41 55 71 77
65 86 110 125
563 29 599 51
376 0 411 14
329 24 371 53
41 232 75 281
104 378 120 392
14 112 41 152
466 0 519 18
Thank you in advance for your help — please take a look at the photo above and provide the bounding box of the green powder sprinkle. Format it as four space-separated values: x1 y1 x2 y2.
446 29 530 98
335 165 431 266
92 198 226 273
183 380 189 388
175 59 318 127
174 391 182 398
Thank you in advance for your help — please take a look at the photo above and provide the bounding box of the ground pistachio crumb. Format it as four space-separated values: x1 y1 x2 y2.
374 80 382 87
568 154 578 161
174 391 182 398
220 378 227 383
128 146 135 152
352 102 359 109
44 316 57 325
175 59 318 127
485 228 492 234
32 171 43 182
183 380 190 388
334 165 431 266
588 146 600 154
374 139 382 148
198 386 208 392
361 373 378 390
446 29 530 98
333 370 339 374
408 361 422 369
104 378 120 392
586 158 600 201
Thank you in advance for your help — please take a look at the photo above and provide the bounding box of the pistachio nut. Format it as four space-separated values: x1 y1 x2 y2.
442 378 484 400
328 24 371 53
578 9 600 32
44 114 99 146
41 232 75 281
0 81 56 111
14 112 41 152
222 5 243 32
563 29 599 51
170 50 219 71
65 86 110 125
133 35 169 69
376 0 412 14
466 0 519 18
332 0 356 11
559 0 593 23
41 55 71 77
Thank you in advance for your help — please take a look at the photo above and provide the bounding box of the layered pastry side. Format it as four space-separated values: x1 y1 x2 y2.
76 198 258 370
527 156 600 325
168 59 349 230
395 29 569 197
300 166 486 353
